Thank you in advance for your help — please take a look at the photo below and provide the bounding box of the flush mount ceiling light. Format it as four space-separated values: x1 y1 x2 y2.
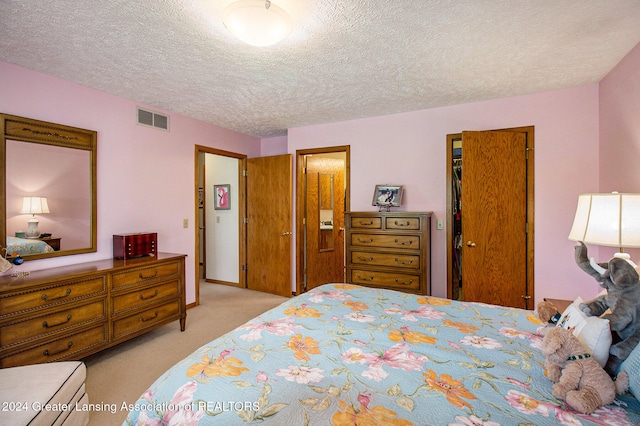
223 0 293 47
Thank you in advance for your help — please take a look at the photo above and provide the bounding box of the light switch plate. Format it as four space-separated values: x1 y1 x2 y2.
436 219 444 230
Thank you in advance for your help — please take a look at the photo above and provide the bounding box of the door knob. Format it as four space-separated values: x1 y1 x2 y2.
282 231 293 236
466 241 476 247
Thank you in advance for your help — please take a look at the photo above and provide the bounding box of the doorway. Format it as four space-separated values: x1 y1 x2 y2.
445 127 534 309
194 146 247 306
296 146 350 294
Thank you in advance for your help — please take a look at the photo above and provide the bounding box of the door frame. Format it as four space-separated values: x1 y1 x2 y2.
445 126 534 305
194 145 247 307
295 146 351 295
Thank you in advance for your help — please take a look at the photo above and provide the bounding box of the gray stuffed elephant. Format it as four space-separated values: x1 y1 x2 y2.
574 242 640 375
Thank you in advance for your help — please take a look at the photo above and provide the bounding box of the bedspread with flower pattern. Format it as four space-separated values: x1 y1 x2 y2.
123 284 640 425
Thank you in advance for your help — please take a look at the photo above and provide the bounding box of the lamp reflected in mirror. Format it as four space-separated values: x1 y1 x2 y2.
20 196 50 238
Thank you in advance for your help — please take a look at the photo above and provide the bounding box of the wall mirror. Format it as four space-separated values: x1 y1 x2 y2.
319 173 334 251
1 113 97 261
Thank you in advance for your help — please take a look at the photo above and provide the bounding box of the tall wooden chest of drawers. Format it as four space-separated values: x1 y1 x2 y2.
345 212 432 295
0 253 186 368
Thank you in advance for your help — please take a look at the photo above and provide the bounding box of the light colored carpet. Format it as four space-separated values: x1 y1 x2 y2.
83 283 287 425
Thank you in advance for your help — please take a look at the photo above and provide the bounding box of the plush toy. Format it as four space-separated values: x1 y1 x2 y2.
537 300 562 325
541 327 628 414
574 241 640 374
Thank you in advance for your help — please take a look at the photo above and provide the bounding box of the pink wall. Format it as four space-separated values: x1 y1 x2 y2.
599 42 640 261
289 85 604 304
0 61 261 305
260 136 288 156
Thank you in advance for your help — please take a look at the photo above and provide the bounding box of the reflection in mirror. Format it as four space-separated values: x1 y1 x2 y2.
319 173 334 251
1 113 97 261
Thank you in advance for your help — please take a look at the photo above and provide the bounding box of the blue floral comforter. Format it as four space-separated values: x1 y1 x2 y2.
123 284 640 425
6 236 55 255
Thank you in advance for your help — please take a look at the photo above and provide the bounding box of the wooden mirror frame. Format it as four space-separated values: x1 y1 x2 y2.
1 113 97 261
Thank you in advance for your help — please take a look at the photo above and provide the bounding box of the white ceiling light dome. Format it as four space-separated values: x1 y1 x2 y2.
223 0 293 47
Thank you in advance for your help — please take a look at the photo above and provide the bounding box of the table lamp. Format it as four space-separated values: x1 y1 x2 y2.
568 192 640 272
20 196 50 238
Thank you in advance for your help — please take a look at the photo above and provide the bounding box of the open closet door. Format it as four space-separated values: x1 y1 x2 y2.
461 130 528 308
246 154 293 297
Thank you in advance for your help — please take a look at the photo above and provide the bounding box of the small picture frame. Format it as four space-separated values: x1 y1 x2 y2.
372 184 403 207
214 184 230 210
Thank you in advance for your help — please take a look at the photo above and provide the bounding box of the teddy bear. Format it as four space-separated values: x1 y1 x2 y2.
574 241 640 374
541 326 628 414
537 300 562 325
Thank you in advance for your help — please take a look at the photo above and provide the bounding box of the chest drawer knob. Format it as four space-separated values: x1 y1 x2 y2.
356 237 374 244
356 274 375 282
140 311 159 322
138 269 159 280
43 341 73 357
41 288 72 301
357 256 374 262
395 258 414 265
139 289 159 300
42 314 72 329
394 220 410 227
395 278 414 285
394 239 414 246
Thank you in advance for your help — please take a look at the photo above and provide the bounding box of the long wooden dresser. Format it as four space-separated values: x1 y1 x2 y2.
0 253 186 368
345 212 432 295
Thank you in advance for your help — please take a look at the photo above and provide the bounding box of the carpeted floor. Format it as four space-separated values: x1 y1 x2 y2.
83 283 287 425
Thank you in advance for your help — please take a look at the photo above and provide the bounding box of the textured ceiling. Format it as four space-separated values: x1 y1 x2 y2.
1 1 640 138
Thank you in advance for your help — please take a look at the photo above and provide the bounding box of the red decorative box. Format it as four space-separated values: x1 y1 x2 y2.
113 232 157 260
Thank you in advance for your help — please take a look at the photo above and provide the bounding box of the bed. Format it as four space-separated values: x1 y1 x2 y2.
6 236 55 256
123 284 640 425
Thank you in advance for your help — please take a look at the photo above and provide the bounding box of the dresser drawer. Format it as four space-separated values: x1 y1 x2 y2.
0 276 106 318
0 324 108 368
350 269 421 291
112 300 180 339
350 233 421 250
112 261 180 289
385 216 421 230
0 300 106 347
112 280 180 315
349 216 382 229
350 251 420 270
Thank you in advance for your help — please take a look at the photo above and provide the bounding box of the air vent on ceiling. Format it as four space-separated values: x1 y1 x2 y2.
137 108 169 131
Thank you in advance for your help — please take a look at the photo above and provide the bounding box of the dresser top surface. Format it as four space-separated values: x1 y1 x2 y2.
0 253 186 292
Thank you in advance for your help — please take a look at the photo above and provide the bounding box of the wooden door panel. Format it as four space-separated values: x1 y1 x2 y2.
305 157 345 290
462 131 527 308
247 155 292 297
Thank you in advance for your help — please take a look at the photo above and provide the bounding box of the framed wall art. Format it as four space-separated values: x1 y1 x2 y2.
214 184 230 210
372 184 403 209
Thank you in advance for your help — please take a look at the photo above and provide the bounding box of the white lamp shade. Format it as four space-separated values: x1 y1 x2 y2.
223 0 293 47
568 193 640 248
19 196 50 215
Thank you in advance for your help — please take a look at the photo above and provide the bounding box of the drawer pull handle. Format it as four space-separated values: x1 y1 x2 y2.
394 220 410 227
357 256 374 262
139 270 159 279
394 239 414 246
140 311 159 322
395 278 414 285
41 288 72 301
356 238 374 244
139 290 159 300
356 274 375 282
42 314 72 328
395 258 413 265
43 341 73 357
358 220 374 225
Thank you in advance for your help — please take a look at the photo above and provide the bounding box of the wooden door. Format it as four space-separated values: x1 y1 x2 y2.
305 156 345 290
246 154 292 297
461 131 528 308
